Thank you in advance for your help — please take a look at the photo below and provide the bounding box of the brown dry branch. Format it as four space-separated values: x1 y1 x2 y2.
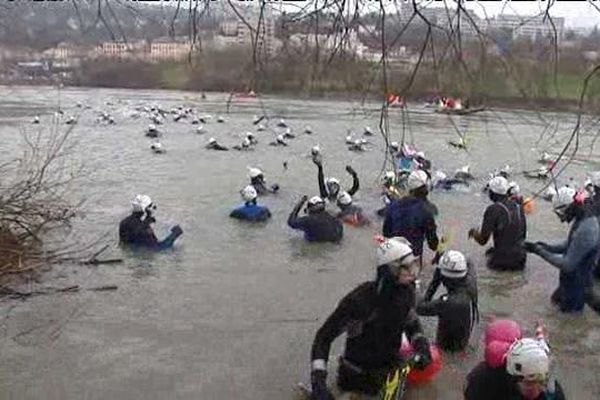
0 118 98 286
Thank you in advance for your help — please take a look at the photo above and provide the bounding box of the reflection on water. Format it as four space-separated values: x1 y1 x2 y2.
0 86 598 399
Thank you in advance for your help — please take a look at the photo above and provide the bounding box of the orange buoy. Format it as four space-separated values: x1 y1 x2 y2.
523 197 535 214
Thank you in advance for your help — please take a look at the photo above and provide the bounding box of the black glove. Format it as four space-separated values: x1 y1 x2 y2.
312 154 323 166
271 183 280 192
345 165 356 175
467 228 477 239
431 251 442 265
171 225 183 237
310 370 333 400
522 241 539 254
411 336 432 370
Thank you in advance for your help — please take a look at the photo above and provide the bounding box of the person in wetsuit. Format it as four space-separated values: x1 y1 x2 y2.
524 186 600 314
335 191 370 226
587 171 600 279
119 194 183 250
383 170 439 261
431 170 469 191
247 167 280 196
229 185 271 222
464 319 523 400
309 237 432 400
287 195 343 243
469 176 527 271
312 153 359 202
417 250 478 352
206 137 228 151
465 322 566 400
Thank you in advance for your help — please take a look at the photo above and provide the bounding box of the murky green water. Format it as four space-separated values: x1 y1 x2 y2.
0 86 599 399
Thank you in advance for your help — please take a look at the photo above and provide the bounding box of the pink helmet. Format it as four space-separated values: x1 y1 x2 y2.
484 319 522 368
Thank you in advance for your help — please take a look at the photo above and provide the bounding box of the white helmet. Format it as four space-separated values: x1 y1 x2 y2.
248 167 263 179
589 171 600 187
150 142 163 150
241 185 257 202
276 134 285 142
390 141 399 150
416 151 425 159
148 123 156 131
337 191 352 206
456 165 470 175
433 170 448 182
438 250 468 279
311 145 320 156
242 138 251 147
131 194 153 213
208 137 216 144
552 186 576 209
538 166 549 176
308 196 324 206
407 170 429 191
506 338 550 379
383 171 396 183
500 164 511 175
307 196 326 213
508 181 520 196
325 177 340 193
246 132 254 139
376 237 415 267
488 176 509 195
345 135 353 143
353 139 361 145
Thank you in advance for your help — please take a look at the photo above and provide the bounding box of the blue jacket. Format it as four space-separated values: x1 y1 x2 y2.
536 215 600 312
230 202 271 222
382 196 439 256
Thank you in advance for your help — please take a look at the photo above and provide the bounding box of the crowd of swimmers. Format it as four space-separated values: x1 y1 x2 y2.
107 107 600 400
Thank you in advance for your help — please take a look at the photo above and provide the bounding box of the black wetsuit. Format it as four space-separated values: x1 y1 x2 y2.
464 361 566 400
206 143 229 151
382 195 439 257
433 178 469 191
317 164 359 202
479 198 527 270
119 212 179 250
311 281 425 395
287 204 342 243
417 268 478 352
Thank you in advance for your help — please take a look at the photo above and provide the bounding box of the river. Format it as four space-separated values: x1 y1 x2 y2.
0 86 599 399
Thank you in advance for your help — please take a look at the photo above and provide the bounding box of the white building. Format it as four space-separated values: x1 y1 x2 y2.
487 15 565 42
150 37 192 62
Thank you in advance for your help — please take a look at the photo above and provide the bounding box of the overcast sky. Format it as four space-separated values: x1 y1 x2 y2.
464 0 600 28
